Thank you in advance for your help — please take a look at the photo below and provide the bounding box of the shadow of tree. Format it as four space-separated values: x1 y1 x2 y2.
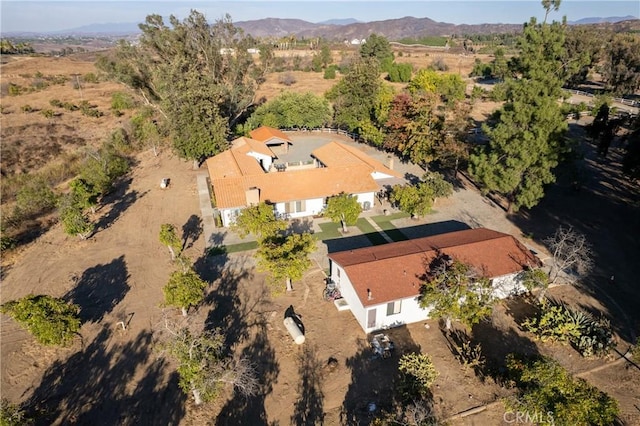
342 325 421 424
291 344 325 425
471 320 540 382
182 214 203 250
198 253 279 425
215 325 279 426
24 327 185 425
95 178 147 232
64 255 130 324
205 231 229 257
509 137 640 343
204 256 257 349
288 218 314 235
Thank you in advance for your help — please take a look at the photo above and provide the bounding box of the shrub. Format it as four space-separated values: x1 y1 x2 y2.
83 72 99 83
62 101 78 111
506 355 619 425
431 58 448 71
20 104 33 113
15 175 58 217
278 73 296 86
8 83 24 96
41 109 55 119
0 295 81 346
323 67 336 79
49 99 63 108
398 353 438 399
522 299 615 357
111 91 136 110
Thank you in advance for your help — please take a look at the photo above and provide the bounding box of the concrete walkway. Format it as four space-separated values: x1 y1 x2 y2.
364 217 393 243
196 173 216 250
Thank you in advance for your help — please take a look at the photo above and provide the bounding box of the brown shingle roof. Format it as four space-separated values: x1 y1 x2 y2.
249 126 292 143
328 228 541 307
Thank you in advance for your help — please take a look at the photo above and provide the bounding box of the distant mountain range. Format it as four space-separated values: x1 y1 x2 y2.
3 15 638 39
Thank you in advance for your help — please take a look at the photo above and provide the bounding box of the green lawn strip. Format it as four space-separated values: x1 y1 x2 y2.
371 215 409 242
223 240 258 253
356 218 388 246
373 211 410 221
315 221 342 240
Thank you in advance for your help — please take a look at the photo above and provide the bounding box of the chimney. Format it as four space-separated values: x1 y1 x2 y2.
367 288 373 300
387 155 394 170
245 187 260 206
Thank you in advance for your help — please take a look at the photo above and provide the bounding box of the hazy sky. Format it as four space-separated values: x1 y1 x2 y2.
1 1 639 33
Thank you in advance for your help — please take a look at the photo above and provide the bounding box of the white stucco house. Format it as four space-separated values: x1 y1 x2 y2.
327 228 541 333
205 126 403 227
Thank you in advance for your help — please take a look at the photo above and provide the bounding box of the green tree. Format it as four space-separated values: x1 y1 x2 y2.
318 43 332 68
69 178 99 214
359 33 393 68
389 173 452 218
386 62 413 83
257 232 315 293
79 143 130 196
408 69 465 104
506 354 619 425
1 295 80 346
398 353 439 399
419 257 495 330
163 327 257 405
130 106 165 156
421 171 453 202
390 183 434 218
163 267 207 316
519 267 550 301
159 223 182 260
383 92 442 167
111 91 136 110
58 194 94 240
0 398 29 426
97 11 260 166
324 193 362 233
326 57 382 134
244 91 331 131
435 101 472 176
469 12 569 212
233 202 286 240
15 175 58 218
601 33 640 95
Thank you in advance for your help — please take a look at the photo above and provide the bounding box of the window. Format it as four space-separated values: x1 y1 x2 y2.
286 200 306 213
386 300 401 316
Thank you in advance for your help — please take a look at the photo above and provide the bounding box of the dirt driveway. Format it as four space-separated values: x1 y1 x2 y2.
2 127 639 424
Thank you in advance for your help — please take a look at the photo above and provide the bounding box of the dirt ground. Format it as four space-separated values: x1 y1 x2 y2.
2 54 639 425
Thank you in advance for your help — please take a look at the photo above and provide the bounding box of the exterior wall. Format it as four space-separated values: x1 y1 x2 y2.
371 171 395 180
491 273 527 298
329 261 368 332
246 151 273 172
330 260 432 333
220 207 242 228
354 192 375 211
333 264 526 333
274 198 324 219
363 296 431 334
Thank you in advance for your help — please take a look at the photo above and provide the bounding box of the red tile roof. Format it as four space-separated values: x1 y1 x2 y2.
206 130 400 209
249 126 292 143
232 136 275 158
328 228 541 307
312 142 402 178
